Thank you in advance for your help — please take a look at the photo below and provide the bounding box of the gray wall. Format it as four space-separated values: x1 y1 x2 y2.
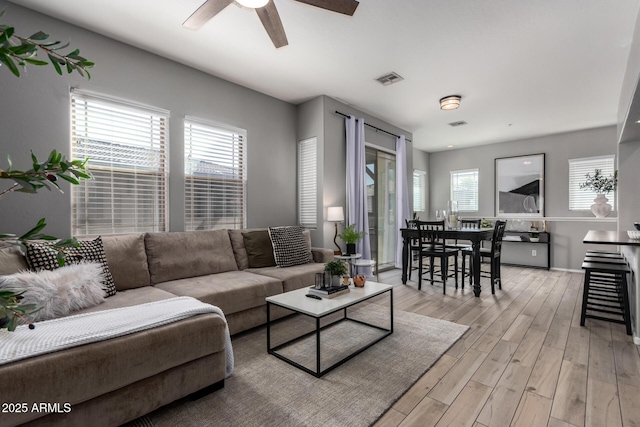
618 4 640 142
618 140 640 231
0 1 297 239
297 95 414 248
428 126 619 270
617 7 640 232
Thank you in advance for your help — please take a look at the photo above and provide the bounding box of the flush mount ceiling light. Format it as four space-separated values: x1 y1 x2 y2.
440 95 461 110
236 0 269 7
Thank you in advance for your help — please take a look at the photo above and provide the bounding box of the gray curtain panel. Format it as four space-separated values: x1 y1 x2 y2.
345 116 372 276
395 135 410 268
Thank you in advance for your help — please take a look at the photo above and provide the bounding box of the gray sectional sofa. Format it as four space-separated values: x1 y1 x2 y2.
0 228 333 427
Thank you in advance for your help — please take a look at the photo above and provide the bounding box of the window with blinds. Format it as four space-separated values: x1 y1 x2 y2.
569 155 615 210
413 170 426 212
70 90 168 236
298 137 318 228
184 118 246 231
450 169 479 211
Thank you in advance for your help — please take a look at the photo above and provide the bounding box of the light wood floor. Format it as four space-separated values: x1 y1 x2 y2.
369 265 640 427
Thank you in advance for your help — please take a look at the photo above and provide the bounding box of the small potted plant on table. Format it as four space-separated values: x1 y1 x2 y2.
337 224 366 255
324 260 349 287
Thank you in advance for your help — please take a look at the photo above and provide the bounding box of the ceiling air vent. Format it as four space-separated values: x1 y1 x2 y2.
376 72 404 86
448 121 468 127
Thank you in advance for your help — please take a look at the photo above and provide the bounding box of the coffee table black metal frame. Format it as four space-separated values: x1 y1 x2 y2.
266 283 393 378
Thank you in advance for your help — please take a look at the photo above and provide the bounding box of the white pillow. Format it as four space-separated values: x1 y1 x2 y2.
0 262 106 322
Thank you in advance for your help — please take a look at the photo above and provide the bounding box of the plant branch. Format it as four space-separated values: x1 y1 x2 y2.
0 182 18 197
0 10 94 79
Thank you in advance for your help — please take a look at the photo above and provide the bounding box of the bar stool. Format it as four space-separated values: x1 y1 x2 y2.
580 258 632 335
583 256 627 265
585 250 623 258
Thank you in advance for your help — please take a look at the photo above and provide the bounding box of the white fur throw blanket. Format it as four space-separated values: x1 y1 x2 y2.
0 297 234 377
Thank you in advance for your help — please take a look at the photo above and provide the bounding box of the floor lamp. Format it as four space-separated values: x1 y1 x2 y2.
327 206 344 255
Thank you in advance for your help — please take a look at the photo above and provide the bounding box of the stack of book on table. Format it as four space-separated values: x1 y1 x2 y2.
308 285 350 299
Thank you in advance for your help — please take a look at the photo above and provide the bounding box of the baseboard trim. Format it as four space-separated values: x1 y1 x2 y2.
550 267 583 273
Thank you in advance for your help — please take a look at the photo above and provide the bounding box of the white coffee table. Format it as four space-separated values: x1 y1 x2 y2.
266 281 393 377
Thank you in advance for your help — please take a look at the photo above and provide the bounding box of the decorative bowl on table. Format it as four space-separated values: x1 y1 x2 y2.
628 230 640 240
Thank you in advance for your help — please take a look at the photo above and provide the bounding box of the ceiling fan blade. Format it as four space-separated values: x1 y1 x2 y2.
256 1 288 48
294 0 359 16
183 0 234 30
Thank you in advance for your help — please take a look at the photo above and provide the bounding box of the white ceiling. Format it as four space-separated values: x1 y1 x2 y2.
12 0 640 152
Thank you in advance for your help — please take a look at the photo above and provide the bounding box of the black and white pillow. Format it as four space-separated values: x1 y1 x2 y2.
26 237 117 297
268 226 310 268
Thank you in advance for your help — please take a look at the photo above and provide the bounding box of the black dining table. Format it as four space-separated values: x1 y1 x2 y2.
401 227 494 297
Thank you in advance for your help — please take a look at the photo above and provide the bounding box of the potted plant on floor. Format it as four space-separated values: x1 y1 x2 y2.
324 260 349 287
0 11 94 331
579 169 617 218
337 224 366 255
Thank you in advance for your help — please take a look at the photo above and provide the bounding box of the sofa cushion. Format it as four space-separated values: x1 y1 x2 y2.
25 237 117 297
268 226 310 268
154 271 282 315
242 230 276 268
102 234 151 291
248 262 325 293
70 286 178 316
0 246 28 275
228 228 264 270
145 230 238 285
229 228 314 270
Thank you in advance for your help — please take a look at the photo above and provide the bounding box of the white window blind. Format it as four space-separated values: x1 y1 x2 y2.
298 137 318 228
413 170 426 212
569 155 615 210
71 90 168 236
450 169 479 211
184 118 246 231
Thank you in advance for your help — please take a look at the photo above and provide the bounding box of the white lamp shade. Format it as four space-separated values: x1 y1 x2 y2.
327 206 344 222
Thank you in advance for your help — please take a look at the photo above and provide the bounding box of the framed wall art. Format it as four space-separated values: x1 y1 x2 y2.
495 153 545 217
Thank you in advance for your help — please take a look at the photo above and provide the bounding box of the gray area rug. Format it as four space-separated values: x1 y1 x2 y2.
128 302 468 427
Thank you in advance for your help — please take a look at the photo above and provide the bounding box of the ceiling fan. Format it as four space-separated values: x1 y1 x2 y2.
183 0 359 48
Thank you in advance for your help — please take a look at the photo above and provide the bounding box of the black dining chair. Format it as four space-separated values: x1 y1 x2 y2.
416 220 459 293
462 220 507 294
446 218 482 283
405 219 420 280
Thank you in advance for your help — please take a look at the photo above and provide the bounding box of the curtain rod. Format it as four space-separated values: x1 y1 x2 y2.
335 110 412 143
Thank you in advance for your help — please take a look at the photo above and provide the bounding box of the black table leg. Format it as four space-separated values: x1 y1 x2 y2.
472 239 482 297
316 317 321 376
402 236 408 284
267 302 271 352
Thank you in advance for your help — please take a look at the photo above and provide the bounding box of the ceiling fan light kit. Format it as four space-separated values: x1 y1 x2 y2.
184 0 359 48
440 95 461 110
236 0 269 8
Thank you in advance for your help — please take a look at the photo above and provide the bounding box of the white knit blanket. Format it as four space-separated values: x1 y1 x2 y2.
0 297 234 377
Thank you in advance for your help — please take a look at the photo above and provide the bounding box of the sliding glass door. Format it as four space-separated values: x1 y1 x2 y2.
365 147 396 272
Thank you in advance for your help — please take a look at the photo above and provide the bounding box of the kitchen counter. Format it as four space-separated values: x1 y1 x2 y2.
583 230 640 246
583 230 640 345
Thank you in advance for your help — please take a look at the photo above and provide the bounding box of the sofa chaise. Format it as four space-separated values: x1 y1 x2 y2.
0 227 333 427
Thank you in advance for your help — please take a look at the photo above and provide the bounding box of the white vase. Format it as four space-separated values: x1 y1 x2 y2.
590 194 612 218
